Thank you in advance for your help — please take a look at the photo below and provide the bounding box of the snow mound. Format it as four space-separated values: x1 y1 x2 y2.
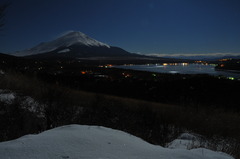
0 125 234 159
166 133 204 150
179 133 198 140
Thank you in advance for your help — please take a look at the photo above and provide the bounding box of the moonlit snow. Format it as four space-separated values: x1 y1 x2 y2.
14 31 110 56
58 48 71 53
166 133 204 150
0 125 234 159
0 90 44 116
0 89 15 104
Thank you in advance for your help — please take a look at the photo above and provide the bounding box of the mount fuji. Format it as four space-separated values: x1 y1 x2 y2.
14 31 143 59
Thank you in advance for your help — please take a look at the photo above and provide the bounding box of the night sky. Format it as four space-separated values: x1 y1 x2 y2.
1 0 240 56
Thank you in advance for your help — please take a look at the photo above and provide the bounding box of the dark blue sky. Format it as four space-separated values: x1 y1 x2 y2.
1 0 240 55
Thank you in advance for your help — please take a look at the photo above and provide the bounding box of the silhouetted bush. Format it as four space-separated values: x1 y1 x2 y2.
1 70 240 158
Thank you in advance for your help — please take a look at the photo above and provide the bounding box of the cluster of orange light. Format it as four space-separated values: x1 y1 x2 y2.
194 62 209 65
195 61 204 63
219 58 232 62
163 63 179 66
98 64 113 68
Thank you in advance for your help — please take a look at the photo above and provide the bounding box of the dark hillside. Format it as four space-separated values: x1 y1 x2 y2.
215 59 240 71
0 71 240 158
1 56 240 158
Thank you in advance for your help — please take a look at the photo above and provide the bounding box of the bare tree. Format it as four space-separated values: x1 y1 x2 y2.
0 3 9 30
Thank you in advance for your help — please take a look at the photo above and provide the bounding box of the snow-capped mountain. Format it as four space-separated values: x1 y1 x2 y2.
58 31 110 48
15 31 110 56
14 31 140 58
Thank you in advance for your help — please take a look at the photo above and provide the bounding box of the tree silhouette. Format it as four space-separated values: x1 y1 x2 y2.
0 3 9 30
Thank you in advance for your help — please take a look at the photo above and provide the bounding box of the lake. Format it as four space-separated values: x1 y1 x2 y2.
116 63 240 79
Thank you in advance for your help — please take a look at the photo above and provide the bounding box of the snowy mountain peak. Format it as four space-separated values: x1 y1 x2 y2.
14 31 110 56
58 31 110 48
62 31 89 39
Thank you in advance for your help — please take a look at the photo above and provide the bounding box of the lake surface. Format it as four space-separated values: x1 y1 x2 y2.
116 63 240 79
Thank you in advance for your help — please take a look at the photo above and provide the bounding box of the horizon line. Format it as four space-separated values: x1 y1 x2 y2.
145 53 240 57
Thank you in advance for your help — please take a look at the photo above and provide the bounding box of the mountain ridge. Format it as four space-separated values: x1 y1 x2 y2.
14 31 110 56
12 31 187 63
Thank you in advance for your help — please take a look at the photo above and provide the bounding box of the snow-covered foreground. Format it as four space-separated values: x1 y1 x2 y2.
0 125 234 159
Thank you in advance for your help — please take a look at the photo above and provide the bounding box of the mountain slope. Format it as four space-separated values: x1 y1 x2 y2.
15 31 110 56
0 53 28 69
0 52 19 59
14 31 142 59
0 125 234 159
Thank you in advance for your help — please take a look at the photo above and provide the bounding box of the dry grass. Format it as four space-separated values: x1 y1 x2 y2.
1 71 240 158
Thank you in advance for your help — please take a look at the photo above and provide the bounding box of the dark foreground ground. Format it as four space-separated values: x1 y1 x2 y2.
0 56 240 158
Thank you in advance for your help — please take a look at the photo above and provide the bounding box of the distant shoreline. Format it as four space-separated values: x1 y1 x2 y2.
215 68 240 74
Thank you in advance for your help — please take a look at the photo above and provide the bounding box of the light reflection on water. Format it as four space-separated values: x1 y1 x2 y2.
116 64 240 79
169 71 179 74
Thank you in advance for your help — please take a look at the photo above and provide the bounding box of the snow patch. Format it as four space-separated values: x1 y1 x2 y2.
21 96 44 117
166 133 206 150
179 133 198 140
0 125 234 159
0 70 4 75
0 90 44 117
58 48 70 53
0 90 15 104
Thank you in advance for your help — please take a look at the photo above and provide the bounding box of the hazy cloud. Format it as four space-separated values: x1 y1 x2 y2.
148 53 240 57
